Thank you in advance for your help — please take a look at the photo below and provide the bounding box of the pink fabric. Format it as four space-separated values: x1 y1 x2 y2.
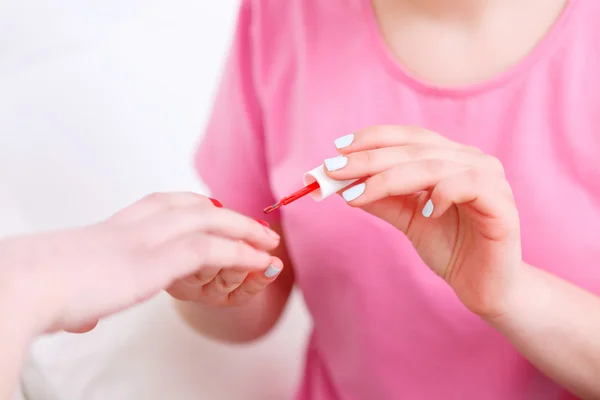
195 0 600 398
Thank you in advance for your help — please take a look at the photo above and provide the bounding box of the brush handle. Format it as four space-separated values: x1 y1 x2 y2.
303 164 357 201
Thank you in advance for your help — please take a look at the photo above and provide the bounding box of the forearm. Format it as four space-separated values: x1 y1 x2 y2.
487 263 600 399
0 328 29 400
175 266 293 343
0 284 37 400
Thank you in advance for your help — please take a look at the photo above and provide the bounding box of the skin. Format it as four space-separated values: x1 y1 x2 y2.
326 125 600 399
170 224 294 343
174 0 600 398
0 192 280 399
372 0 568 86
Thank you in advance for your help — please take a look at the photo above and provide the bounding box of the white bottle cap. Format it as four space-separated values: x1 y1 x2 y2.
303 164 358 202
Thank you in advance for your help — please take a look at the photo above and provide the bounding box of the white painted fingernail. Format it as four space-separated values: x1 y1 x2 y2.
334 134 354 149
324 156 348 171
422 199 434 218
342 183 366 202
264 265 281 278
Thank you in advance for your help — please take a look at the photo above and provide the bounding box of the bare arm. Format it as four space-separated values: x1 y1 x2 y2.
488 263 600 399
0 325 29 400
0 284 34 400
0 193 283 398
175 224 295 343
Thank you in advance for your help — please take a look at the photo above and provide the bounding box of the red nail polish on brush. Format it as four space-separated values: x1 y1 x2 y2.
209 198 223 208
263 164 358 214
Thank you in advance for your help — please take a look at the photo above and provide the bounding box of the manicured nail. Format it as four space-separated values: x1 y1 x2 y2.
261 224 280 240
422 199 434 218
342 183 366 202
264 265 282 278
255 219 270 228
209 198 223 208
334 134 354 149
324 156 348 171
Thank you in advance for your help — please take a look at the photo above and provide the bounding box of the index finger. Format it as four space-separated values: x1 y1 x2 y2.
142 206 281 251
334 126 456 154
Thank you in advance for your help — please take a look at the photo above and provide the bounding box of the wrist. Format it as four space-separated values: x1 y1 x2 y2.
0 280 40 343
482 261 537 327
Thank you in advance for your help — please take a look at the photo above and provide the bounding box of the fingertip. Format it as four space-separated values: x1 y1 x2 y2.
269 256 284 270
422 199 434 218
261 256 283 279
324 155 349 173
424 193 453 219
341 182 367 204
264 264 282 278
245 215 280 247
65 320 99 334
334 133 355 151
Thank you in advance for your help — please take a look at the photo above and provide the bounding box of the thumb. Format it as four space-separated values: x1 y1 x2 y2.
353 193 427 234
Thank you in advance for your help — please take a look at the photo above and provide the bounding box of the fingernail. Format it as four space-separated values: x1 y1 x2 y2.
342 183 366 202
209 198 223 208
324 156 348 171
334 134 354 149
422 199 434 218
255 219 270 228
264 265 282 278
263 225 280 239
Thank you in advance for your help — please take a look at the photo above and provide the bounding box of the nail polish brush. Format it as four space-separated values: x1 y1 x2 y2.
263 164 358 214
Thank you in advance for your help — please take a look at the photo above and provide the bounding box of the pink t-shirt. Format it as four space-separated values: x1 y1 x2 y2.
196 0 600 398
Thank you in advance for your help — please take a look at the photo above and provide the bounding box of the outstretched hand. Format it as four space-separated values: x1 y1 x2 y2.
0 193 281 335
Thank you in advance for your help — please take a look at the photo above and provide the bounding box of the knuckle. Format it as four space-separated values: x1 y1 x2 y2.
370 125 395 142
235 284 258 299
435 179 453 198
173 192 209 208
359 150 375 168
213 273 240 292
142 191 207 210
378 169 394 188
186 192 214 207
406 144 428 159
213 274 228 291
370 125 387 137
142 192 169 207
485 155 506 176
423 159 444 174
228 269 248 285
376 170 398 199
407 125 435 139
464 145 484 154
195 267 219 284
464 168 483 184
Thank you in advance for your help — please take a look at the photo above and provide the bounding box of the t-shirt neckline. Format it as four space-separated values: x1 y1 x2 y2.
361 0 578 97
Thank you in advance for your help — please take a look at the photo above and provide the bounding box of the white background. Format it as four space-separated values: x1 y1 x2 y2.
0 1 310 399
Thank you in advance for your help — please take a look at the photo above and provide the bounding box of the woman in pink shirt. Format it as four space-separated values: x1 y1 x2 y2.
168 0 600 398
